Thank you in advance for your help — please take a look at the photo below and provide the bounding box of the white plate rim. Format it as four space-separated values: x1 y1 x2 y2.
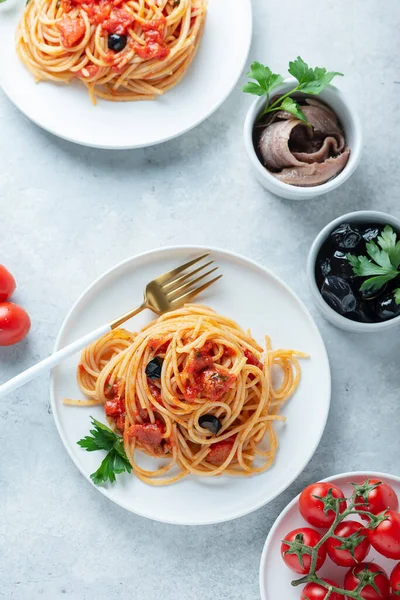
50 245 331 525
0 0 252 149
259 470 400 600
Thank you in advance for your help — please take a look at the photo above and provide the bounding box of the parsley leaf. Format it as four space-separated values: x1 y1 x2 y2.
242 57 343 125
378 225 400 268
242 62 284 100
280 97 309 125
77 417 132 485
289 57 343 94
347 225 400 299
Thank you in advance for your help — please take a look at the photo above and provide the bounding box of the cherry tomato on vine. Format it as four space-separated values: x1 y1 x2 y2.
281 527 326 575
390 562 400 594
355 479 399 520
299 482 347 528
326 519 370 567
300 579 343 600
0 265 16 302
0 302 31 346
368 510 400 559
344 562 390 600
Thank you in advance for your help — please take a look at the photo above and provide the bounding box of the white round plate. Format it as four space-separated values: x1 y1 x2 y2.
50 246 331 525
260 471 400 600
0 0 252 149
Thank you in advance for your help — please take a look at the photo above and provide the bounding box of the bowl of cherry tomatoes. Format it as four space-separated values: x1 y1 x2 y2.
0 264 31 346
260 472 400 600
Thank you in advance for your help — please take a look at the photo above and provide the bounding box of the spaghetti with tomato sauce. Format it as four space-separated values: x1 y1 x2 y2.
66 305 306 486
16 0 207 104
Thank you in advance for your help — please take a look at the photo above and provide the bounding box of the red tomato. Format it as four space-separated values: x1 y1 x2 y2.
281 527 326 575
368 511 400 559
299 482 347 528
0 265 16 302
390 562 400 594
57 15 86 48
300 579 343 600
0 302 31 346
355 479 399 520
326 520 370 567
344 562 390 600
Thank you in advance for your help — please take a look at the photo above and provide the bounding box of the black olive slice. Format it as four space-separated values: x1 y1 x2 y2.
199 414 222 435
145 356 163 380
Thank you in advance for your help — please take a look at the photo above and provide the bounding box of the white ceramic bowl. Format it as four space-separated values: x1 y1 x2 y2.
259 471 400 600
307 210 400 332
243 78 362 200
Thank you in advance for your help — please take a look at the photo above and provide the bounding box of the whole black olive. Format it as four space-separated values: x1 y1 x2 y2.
376 294 400 321
145 356 163 380
330 223 362 251
330 250 356 280
321 276 357 314
347 299 377 323
108 34 128 52
318 258 331 279
362 226 381 243
199 414 222 435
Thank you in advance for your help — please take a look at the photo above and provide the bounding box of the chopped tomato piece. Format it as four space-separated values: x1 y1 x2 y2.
127 420 165 450
102 8 134 34
244 348 263 370
140 16 166 37
76 64 100 78
186 349 214 374
104 395 125 418
201 368 236 401
82 0 112 24
133 41 170 60
57 16 86 48
208 437 236 466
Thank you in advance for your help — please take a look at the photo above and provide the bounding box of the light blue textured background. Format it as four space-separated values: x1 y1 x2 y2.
1 1 399 598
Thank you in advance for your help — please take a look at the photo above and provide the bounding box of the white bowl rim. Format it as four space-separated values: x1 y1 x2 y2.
49 244 331 525
259 470 400 600
307 210 400 332
243 78 363 198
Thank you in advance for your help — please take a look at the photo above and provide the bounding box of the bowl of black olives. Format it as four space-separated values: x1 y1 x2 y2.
307 211 400 332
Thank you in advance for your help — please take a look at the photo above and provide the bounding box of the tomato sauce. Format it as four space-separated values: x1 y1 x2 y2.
184 346 236 402
133 16 170 60
127 420 165 454
104 376 126 432
244 348 263 370
57 16 86 48
207 437 236 466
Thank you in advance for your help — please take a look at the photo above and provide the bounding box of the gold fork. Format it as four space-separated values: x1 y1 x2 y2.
0 254 221 398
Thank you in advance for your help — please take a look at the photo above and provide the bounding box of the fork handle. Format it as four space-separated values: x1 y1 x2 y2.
0 323 111 399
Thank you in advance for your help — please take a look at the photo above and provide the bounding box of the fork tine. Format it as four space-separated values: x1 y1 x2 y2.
156 253 210 285
170 274 223 307
163 260 214 290
167 267 219 299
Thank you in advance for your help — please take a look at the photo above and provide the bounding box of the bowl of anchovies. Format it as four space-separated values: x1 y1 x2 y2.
307 211 400 332
243 57 362 200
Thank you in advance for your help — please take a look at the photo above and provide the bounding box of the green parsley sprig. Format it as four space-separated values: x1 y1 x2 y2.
347 225 400 303
77 417 131 485
242 56 343 125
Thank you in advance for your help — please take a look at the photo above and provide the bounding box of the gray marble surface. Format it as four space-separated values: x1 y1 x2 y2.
1 0 400 598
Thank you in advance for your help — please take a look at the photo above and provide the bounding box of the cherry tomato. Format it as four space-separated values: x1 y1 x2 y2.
0 302 31 346
300 579 343 600
355 479 399 520
326 520 370 567
281 527 326 575
390 562 400 594
0 265 16 302
367 510 400 559
299 482 347 528
344 562 390 600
